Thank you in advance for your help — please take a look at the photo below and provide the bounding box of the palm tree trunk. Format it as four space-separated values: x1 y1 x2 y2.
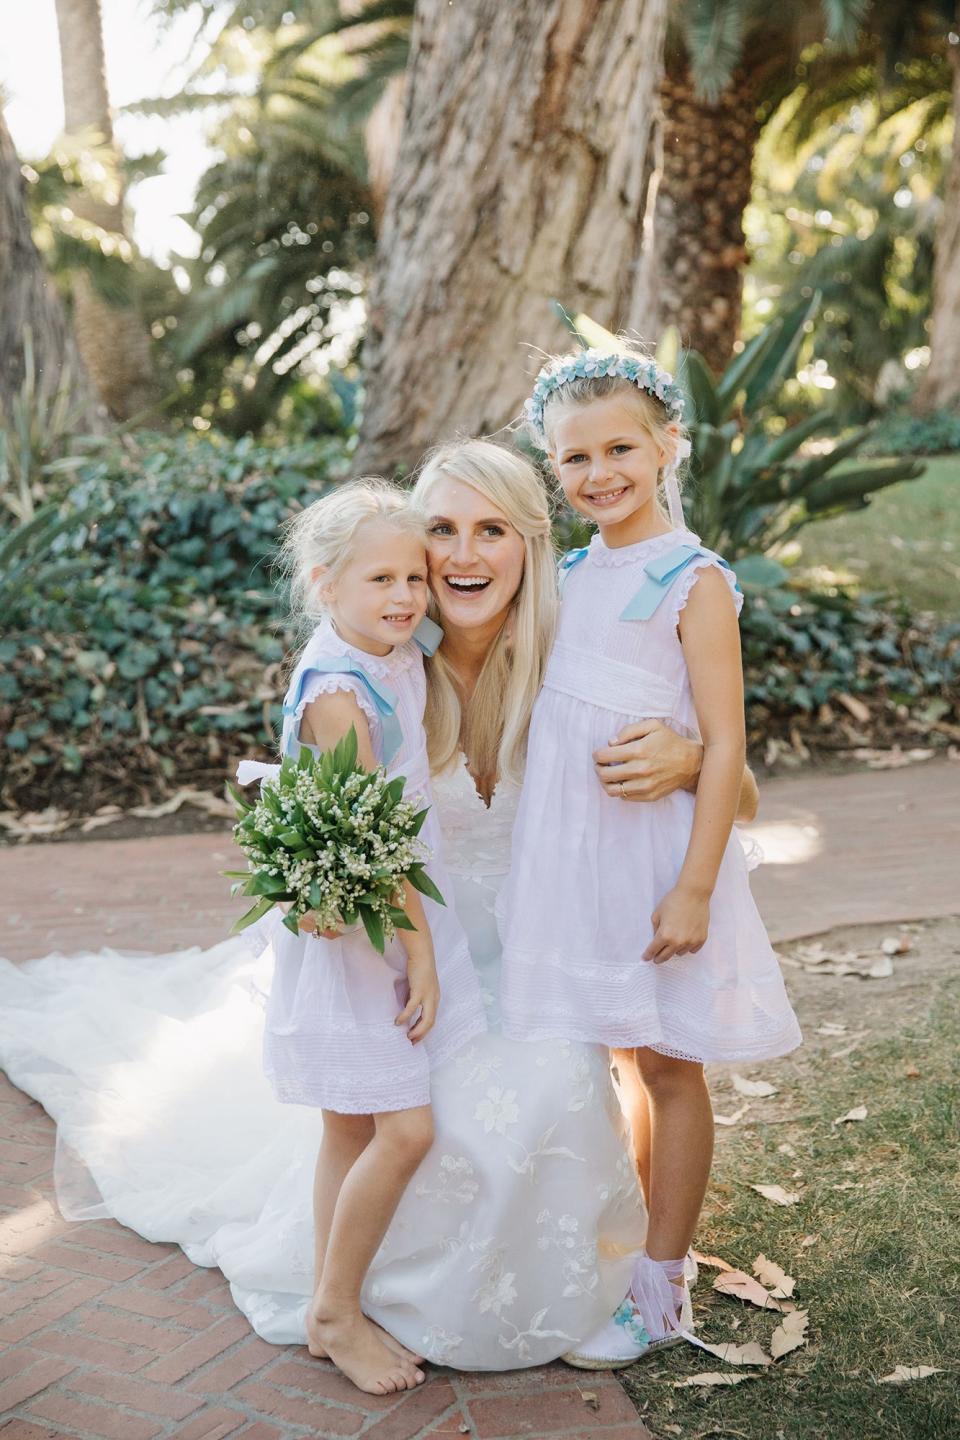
632 53 764 376
915 29 960 413
356 0 668 474
53 0 155 420
0 107 100 428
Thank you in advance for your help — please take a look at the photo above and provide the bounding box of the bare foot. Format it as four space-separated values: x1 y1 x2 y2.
307 1308 424 1394
308 1313 424 1366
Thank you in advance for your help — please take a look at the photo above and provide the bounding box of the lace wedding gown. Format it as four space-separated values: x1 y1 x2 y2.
0 760 645 1369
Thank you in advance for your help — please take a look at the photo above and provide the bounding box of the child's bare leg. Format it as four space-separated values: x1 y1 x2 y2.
630 1047 713 1266
312 1112 423 1366
611 1047 652 1202
309 1105 434 1394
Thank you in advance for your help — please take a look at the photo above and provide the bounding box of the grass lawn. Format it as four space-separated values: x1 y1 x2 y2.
795 455 960 616
622 916 959 1440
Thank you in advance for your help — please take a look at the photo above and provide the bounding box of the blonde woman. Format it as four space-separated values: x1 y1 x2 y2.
0 440 756 1372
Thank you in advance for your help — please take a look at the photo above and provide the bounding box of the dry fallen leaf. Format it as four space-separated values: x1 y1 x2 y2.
577 1389 600 1411
836 691 871 724
752 1254 796 1298
816 1022 848 1037
714 1269 790 1312
800 1234 819 1248
881 934 912 956
778 1142 797 1158
750 1183 801 1207
714 1105 749 1126
770 1309 809 1359
732 1073 778 1098
673 1372 758 1388
691 1250 736 1273
905 1064 921 1079
877 1365 942 1386
689 1334 772 1367
833 1105 868 1125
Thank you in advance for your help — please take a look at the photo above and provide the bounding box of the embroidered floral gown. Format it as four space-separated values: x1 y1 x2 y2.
0 760 646 1368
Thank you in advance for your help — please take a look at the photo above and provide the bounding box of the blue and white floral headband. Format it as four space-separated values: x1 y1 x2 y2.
524 348 691 527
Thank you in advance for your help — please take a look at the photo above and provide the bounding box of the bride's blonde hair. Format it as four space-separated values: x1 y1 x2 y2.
411 439 557 785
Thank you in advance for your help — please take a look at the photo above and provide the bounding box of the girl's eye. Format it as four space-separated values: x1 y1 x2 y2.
611 444 631 454
482 525 505 537
409 574 426 584
371 575 391 583
429 523 453 536
565 454 588 466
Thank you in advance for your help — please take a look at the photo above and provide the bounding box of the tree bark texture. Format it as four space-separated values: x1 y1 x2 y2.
54 0 155 420
915 33 960 413
0 108 100 428
631 52 766 377
357 0 668 474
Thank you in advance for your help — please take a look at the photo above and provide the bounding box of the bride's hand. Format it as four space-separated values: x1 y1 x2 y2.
593 720 702 802
298 911 342 940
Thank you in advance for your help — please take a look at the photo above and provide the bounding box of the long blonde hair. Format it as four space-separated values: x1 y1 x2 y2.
411 439 557 785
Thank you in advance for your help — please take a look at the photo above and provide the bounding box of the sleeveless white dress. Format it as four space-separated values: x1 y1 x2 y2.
0 758 645 1369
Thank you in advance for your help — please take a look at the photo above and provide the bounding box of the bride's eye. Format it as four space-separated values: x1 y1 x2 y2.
429 522 454 536
482 525 505 537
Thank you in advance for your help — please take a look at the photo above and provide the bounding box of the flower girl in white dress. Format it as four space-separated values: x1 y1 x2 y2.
498 348 802 1367
243 479 486 1394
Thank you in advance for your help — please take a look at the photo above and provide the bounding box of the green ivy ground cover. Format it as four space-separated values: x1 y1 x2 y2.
1 432 958 818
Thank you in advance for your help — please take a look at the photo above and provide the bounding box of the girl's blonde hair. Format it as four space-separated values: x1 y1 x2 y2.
531 342 689 519
411 439 558 785
278 477 426 632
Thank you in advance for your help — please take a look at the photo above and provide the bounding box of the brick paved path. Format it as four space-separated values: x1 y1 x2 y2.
3 758 958 1437
0 1073 648 1437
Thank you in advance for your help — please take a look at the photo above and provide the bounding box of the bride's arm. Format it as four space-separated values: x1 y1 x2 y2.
592 720 759 823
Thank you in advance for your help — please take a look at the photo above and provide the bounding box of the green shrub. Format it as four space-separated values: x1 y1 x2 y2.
861 407 960 458
0 430 348 812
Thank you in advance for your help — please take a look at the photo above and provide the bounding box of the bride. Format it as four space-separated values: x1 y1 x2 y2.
0 437 755 1370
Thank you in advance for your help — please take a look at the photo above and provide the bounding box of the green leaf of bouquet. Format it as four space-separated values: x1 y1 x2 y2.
408 807 429 836
309 879 324 909
250 872 289 898
407 866 445 906
297 745 313 770
384 776 405 806
360 905 386 954
231 894 275 933
282 910 302 936
278 828 304 846
221 869 251 879
389 907 416 932
227 782 253 813
333 724 359 774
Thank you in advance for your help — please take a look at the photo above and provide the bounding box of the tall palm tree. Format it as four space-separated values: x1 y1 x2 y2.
635 0 949 375
916 19 960 410
53 0 155 419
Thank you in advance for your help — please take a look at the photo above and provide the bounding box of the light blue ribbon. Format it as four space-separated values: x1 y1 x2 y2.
282 657 403 766
619 543 739 622
557 547 589 593
413 614 443 657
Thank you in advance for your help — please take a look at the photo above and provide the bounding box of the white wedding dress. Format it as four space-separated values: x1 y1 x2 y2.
0 759 645 1369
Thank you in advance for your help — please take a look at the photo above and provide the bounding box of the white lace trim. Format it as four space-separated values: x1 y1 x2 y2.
670 556 743 627
308 616 417 679
587 527 695 568
289 672 380 733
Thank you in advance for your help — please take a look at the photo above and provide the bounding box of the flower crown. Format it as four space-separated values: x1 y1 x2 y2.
524 348 686 450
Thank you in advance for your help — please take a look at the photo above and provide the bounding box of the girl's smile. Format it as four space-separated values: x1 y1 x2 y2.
551 397 677 547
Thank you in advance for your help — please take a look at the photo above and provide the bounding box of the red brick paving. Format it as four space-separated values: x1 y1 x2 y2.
0 1080 652 1440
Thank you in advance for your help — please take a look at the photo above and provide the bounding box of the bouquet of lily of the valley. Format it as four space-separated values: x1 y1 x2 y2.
226 727 444 955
